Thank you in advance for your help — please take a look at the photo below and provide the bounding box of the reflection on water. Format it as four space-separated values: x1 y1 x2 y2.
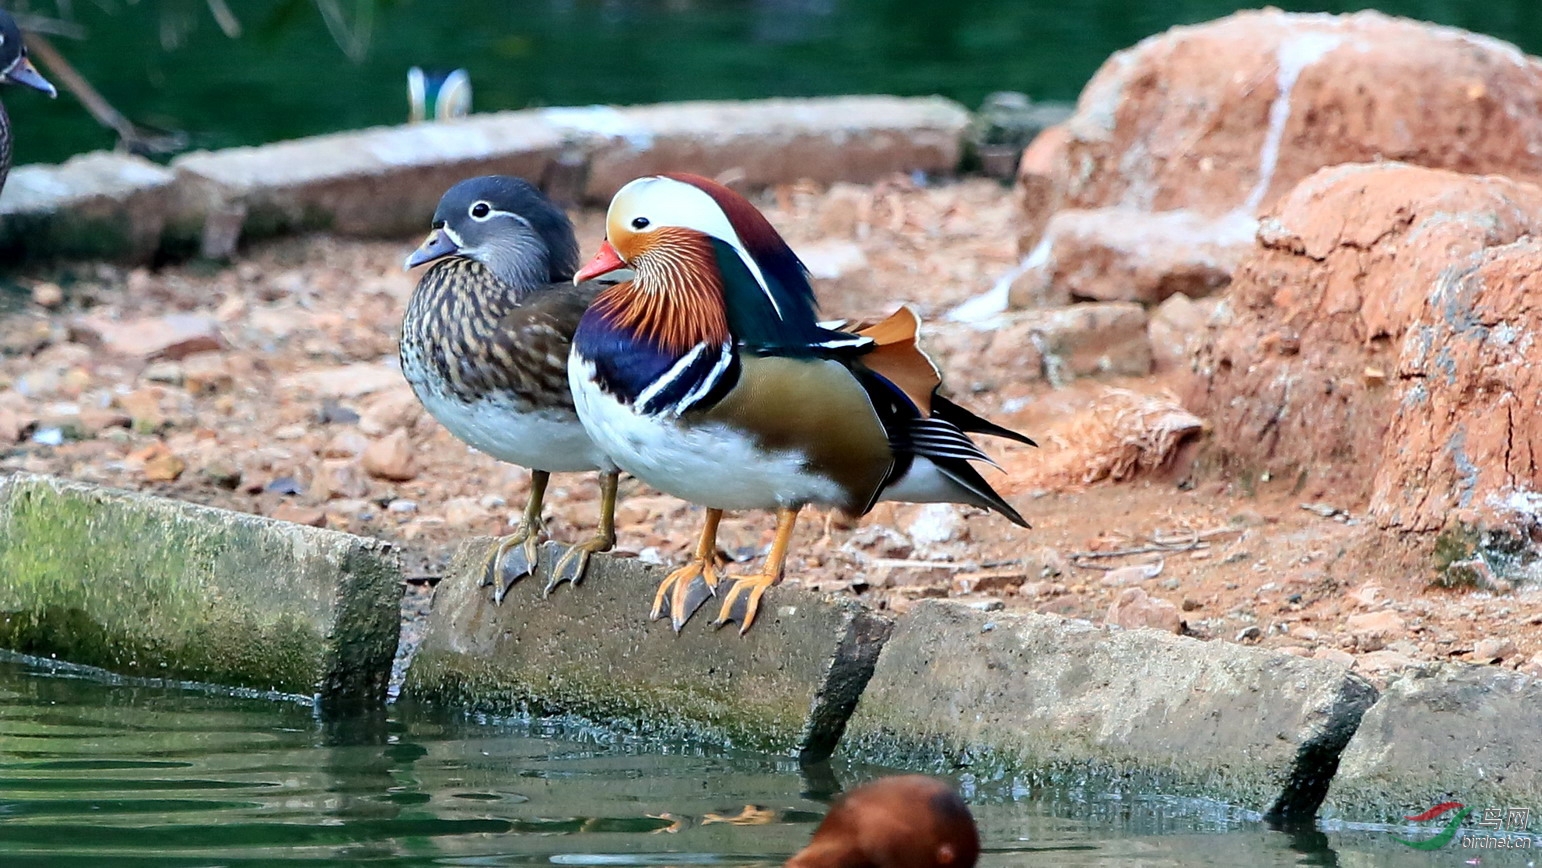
7 0 1542 165
0 652 1531 866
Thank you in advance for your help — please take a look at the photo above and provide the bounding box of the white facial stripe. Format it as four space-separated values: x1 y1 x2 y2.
612 177 784 318
491 209 532 227
441 225 466 247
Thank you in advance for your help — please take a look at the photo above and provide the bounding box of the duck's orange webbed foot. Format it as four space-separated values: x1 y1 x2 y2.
711 506 799 636
650 508 723 632
651 557 721 632
701 804 777 826
711 572 778 635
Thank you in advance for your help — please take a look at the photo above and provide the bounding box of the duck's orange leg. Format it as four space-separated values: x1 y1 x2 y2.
714 506 799 635
650 508 723 632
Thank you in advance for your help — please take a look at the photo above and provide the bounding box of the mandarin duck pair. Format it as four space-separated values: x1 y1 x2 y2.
402 173 1032 633
0 10 57 197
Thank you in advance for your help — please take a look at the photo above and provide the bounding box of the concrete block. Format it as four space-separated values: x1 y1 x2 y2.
0 474 401 709
544 96 971 202
170 113 571 241
1325 663 1542 823
404 540 891 761
840 601 1377 821
0 152 175 264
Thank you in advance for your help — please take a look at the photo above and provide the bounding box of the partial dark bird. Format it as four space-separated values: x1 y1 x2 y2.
402 176 620 600
569 173 1032 634
786 775 980 868
407 67 471 123
0 10 58 197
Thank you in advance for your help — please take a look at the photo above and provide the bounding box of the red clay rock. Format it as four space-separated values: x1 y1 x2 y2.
1185 163 1542 504
362 428 417 482
71 313 224 360
281 363 402 399
1015 123 1069 253
1033 9 1542 222
929 302 1150 392
1106 587 1183 634
1149 293 1218 373
1009 208 1255 308
1345 610 1406 652
1370 239 1542 535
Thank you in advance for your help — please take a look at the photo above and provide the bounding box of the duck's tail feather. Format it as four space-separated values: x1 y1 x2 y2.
931 394 1037 447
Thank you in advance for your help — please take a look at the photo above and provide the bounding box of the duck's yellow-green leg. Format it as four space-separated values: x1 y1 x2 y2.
487 470 548 604
545 469 620 595
714 506 799 636
650 508 723 633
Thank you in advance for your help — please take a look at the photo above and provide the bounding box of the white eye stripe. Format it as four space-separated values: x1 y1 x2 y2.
468 203 532 227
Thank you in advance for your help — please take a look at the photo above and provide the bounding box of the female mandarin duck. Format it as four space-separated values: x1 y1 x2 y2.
787 775 980 868
0 10 57 197
569 173 1032 634
402 176 621 600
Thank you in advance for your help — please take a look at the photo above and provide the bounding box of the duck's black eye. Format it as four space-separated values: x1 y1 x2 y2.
631 217 650 230
470 202 491 219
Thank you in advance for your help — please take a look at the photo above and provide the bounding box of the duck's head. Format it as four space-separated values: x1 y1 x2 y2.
407 67 470 123
575 174 820 343
0 12 58 98
786 775 979 868
405 175 578 289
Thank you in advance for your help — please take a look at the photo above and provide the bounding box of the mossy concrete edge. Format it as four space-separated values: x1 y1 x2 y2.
403 539 891 760
0 473 402 710
838 600 1378 822
1324 662 1542 824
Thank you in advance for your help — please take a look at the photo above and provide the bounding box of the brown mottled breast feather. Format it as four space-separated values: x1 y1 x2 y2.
700 356 892 514
402 257 599 408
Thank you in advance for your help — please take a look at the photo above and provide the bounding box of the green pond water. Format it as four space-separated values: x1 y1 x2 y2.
0 653 1534 866
7 0 1542 166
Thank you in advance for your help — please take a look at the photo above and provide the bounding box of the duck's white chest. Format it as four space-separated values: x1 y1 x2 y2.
408 378 604 473
569 357 842 510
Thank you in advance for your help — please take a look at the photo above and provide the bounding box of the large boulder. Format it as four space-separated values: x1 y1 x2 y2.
1184 163 1542 506
1026 9 1542 223
1372 239 1542 549
1010 10 1542 310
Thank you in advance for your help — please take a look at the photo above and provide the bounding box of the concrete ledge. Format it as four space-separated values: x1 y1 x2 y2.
546 96 970 201
403 540 892 761
1325 663 1542 822
839 601 1377 821
0 153 175 264
0 474 402 709
170 114 571 242
0 95 969 266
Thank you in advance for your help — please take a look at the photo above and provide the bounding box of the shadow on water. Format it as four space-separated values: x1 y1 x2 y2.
1 651 1536 866
8 0 1542 166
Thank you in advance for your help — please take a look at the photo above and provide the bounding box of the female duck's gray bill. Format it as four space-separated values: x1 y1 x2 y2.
3 55 57 98
404 227 459 269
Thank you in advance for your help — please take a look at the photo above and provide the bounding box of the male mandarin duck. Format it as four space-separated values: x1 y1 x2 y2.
402 176 620 600
569 173 1032 634
0 10 57 197
786 775 980 868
